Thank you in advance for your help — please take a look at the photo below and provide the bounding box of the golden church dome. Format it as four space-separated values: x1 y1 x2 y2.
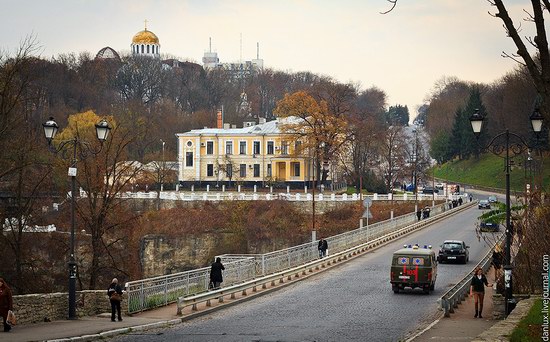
132 29 159 44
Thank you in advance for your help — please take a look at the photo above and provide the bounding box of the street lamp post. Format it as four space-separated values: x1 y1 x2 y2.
160 139 165 192
469 108 543 316
42 117 111 320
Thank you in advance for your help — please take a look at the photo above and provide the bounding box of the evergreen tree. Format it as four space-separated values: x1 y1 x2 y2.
430 131 451 164
462 88 488 158
386 105 410 126
449 88 487 159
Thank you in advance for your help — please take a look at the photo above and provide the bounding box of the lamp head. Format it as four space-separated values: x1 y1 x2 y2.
530 108 544 133
42 117 59 143
95 119 111 142
469 109 484 136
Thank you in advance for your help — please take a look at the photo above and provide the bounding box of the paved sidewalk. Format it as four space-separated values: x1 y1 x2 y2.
408 267 499 341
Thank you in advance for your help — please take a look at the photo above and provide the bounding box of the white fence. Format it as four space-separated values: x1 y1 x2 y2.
116 191 450 202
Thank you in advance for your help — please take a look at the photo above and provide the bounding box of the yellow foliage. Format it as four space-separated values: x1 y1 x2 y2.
55 110 116 143
274 91 349 161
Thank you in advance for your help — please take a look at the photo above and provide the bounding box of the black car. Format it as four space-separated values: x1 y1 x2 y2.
422 187 439 195
438 240 469 264
478 200 491 209
480 221 500 232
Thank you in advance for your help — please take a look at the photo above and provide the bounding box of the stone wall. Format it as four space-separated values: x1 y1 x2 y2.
141 234 217 277
132 196 354 214
473 297 538 342
13 290 127 325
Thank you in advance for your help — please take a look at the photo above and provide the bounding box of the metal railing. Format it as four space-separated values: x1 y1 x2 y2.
125 197 470 314
217 202 450 276
438 234 505 317
125 257 256 313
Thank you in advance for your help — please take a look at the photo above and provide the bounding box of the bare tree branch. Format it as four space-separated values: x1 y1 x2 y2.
380 0 397 14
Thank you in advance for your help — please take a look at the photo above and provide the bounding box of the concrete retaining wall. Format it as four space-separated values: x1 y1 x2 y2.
473 297 538 341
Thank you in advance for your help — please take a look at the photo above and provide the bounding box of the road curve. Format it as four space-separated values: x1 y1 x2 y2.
113 206 496 342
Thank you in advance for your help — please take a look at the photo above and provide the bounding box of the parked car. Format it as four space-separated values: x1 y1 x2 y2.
480 221 500 232
488 195 497 203
478 199 491 209
422 187 439 194
438 240 469 264
390 244 437 294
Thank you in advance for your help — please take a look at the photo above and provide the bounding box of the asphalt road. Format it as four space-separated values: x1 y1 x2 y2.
112 206 497 342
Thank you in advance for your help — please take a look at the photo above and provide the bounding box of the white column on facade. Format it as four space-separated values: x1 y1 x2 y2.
195 137 201 180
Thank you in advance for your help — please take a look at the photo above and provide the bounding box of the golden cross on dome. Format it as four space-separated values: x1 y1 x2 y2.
144 19 148 31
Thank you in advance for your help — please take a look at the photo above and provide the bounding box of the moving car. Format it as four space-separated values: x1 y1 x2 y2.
390 244 437 294
488 195 497 203
480 221 500 232
478 199 491 209
438 240 469 264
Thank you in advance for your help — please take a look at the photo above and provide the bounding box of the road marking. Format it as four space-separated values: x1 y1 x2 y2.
404 313 443 342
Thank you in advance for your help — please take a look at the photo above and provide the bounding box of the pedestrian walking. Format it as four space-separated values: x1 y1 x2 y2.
318 237 328 258
458 197 463 205
470 267 492 318
422 206 430 219
0 278 14 332
107 278 123 322
416 209 422 221
210 257 225 289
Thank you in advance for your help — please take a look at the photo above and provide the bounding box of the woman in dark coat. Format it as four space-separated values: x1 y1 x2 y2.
0 278 13 332
210 257 225 289
107 278 123 322
470 267 492 318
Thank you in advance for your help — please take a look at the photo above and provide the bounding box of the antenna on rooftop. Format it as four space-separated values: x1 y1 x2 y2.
240 33 243 62
209 37 212 53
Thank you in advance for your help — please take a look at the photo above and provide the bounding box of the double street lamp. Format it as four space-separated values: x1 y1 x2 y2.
469 108 543 316
42 117 111 320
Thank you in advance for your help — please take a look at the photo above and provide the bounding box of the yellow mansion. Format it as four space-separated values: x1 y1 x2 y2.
176 117 323 189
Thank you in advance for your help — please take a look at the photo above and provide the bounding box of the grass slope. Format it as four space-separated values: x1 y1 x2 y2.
434 154 549 192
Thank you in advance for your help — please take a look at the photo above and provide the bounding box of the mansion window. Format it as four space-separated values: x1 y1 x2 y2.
206 141 214 155
253 164 260 177
281 142 289 155
267 164 272 177
253 141 261 155
292 162 301 177
226 141 233 155
239 164 246 178
239 141 247 155
207 164 214 177
185 152 193 167
267 141 274 155
294 141 302 154
226 164 233 178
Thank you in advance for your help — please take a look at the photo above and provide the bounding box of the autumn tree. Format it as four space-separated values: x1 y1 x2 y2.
342 87 388 192
274 91 350 185
378 125 408 194
0 37 57 293
115 55 167 108
52 110 145 289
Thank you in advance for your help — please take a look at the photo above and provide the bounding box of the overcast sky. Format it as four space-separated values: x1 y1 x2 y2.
0 0 538 118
